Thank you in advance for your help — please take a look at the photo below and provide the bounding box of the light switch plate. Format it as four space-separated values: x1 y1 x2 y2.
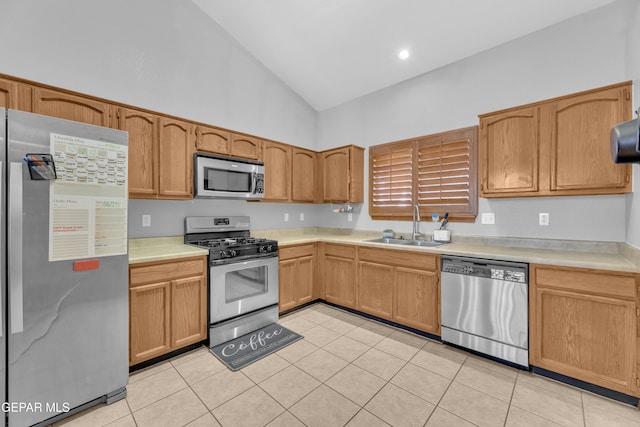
347 213 353 222
284 213 289 222
142 214 151 227
300 213 304 221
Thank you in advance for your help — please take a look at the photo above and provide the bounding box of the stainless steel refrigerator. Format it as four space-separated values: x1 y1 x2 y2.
0 108 129 426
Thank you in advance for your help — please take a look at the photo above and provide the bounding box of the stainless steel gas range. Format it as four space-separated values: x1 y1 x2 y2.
184 216 279 347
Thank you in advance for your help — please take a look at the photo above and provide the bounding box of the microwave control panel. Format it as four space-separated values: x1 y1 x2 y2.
255 173 264 194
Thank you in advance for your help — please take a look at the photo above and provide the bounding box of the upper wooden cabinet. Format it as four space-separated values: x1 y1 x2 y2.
480 82 632 198
0 78 18 109
320 145 365 203
32 87 112 127
549 86 630 192
231 134 262 161
158 117 195 199
116 107 159 198
260 143 317 203
263 141 292 201
481 107 540 195
196 126 231 156
292 147 317 203
529 264 638 396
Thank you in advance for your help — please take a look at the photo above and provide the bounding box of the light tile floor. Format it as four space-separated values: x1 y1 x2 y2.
55 303 640 427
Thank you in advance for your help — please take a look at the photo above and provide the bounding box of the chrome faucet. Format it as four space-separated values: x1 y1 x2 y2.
412 205 423 240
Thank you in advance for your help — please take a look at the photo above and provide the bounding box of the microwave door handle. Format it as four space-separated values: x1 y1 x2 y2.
252 173 257 194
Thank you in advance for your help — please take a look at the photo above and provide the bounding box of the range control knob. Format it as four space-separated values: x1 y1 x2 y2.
259 246 267 253
229 249 237 257
267 245 273 252
219 250 227 258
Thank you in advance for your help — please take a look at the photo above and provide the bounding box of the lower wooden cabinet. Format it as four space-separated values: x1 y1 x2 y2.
279 243 316 312
530 264 638 396
129 256 207 366
357 247 440 335
322 243 357 308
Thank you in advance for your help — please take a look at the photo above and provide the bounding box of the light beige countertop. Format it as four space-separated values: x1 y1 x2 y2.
128 229 640 272
253 228 640 273
129 236 208 264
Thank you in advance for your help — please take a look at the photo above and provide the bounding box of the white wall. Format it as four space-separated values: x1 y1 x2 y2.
2 0 638 241
317 0 635 242
624 0 640 247
0 0 319 238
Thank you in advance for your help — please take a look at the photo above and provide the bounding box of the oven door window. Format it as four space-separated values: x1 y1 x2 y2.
204 168 252 193
225 266 268 303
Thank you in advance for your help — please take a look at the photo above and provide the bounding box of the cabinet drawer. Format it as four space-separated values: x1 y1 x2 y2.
532 264 637 300
323 243 356 259
130 257 206 287
359 247 438 271
279 244 315 261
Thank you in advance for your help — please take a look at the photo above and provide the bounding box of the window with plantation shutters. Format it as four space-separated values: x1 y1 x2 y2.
369 142 414 217
369 126 478 221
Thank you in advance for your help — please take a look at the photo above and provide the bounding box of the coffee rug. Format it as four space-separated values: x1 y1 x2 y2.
210 323 303 371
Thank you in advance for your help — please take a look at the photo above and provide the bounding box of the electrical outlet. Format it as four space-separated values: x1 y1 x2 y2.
539 212 550 226
481 213 495 225
142 214 151 227
284 213 289 222
300 213 304 221
348 213 353 222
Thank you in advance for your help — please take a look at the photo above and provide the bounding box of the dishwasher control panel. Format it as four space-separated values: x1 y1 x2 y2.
441 256 528 283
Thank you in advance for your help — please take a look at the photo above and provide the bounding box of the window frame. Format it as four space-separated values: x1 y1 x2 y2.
368 126 478 222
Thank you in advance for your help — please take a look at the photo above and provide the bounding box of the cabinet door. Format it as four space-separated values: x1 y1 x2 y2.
0 78 18 109
296 255 315 305
32 87 111 127
231 134 262 160
358 261 394 319
292 148 317 202
196 126 231 155
548 86 631 193
324 255 356 308
171 275 207 349
263 141 291 201
322 148 350 202
129 281 171 365
279 258 298 312
531 288 635 394
395 267 439 334
158 117 194 198
480 107 539 196
117 107 158 198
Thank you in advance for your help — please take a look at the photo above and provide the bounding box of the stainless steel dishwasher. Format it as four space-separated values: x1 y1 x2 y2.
441 255 529 368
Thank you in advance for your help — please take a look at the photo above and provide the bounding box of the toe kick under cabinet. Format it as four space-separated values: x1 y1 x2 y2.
129 256 208 366
529 264 640 397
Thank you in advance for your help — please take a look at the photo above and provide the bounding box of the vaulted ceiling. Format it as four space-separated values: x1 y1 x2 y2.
193 0 617 111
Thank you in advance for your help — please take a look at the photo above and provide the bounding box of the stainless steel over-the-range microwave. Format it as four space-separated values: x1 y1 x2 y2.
194 153 265 199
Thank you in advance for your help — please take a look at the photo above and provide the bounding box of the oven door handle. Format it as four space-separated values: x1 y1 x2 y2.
211 256 278 273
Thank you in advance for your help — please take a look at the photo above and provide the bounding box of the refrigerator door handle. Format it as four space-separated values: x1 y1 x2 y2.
9 162 23 334
0 160 3 337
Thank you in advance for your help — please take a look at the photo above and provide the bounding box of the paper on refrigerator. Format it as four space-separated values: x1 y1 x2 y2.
49 133 128 262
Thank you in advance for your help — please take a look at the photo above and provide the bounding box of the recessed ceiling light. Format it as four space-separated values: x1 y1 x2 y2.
398 49 410 60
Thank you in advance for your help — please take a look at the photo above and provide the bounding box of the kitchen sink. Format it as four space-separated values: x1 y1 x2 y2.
365 238 446 247
365 238 413 245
